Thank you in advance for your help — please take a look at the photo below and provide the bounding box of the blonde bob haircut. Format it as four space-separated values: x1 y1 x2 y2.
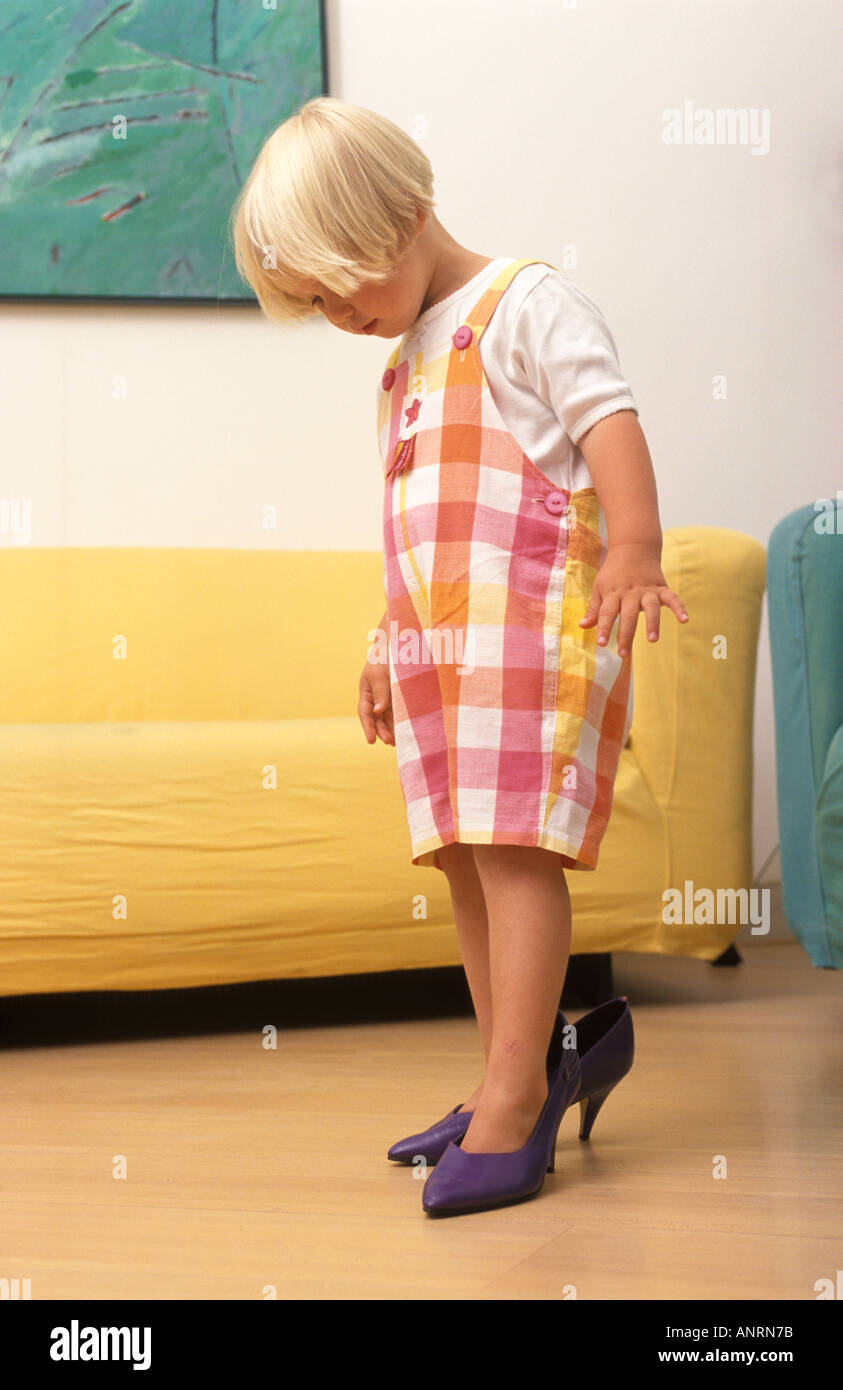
230 97 435 326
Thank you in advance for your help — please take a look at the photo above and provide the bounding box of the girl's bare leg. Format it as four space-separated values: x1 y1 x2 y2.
459 844 572 1154
435 842 493 1110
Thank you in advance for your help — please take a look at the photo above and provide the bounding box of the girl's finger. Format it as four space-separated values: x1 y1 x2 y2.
641 591 662 642
616 594 643 657
358 686 378 743
578 589 603 628
595 596 620 646
661 589 690 622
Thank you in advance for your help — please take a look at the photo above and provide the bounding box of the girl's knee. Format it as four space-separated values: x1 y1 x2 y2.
471 843 567 879
437 841 482 884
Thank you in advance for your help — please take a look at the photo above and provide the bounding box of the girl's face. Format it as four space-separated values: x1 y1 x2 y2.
291 269 416 337
284 262 424 338
280 216 431 339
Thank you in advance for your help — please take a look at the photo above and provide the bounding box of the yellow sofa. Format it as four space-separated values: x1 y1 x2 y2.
0 527 766 997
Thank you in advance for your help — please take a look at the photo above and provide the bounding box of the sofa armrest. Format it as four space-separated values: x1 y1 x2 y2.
628 526 767 827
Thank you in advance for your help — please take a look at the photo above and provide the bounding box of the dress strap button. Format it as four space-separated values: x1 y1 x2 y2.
544 490 568 515
453 325 473 349
381 368 396 391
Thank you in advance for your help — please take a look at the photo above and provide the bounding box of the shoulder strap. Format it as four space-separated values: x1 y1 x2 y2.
465 258 558 345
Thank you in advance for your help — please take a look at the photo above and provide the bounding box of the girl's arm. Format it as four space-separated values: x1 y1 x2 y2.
576 410 689 658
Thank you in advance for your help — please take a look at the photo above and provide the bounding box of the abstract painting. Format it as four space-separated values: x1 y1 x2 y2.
0 0 327 300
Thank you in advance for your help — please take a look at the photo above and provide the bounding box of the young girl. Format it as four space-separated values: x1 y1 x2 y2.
231 97 689 1217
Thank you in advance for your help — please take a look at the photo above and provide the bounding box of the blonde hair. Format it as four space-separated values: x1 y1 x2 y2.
230 97 435 325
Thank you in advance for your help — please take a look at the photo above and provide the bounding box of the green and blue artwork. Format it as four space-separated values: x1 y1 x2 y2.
0 0 326 300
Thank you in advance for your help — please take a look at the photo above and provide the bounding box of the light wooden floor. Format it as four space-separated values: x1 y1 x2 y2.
1 939 840 1300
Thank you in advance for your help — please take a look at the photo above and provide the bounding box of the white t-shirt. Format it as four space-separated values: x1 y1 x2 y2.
389 257 638 493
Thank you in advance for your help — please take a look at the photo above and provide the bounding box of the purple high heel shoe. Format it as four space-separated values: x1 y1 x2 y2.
421 1045 584 1215
420 996 634 1214
387 1008 572 1165
389 995 634 1166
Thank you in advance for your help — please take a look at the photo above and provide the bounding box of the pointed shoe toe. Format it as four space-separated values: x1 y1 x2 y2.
421 1051 583 1216
387 1104 472 1164
421 1140 542 1215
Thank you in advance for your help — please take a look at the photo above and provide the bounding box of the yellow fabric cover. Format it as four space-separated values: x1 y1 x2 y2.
0 529 766 995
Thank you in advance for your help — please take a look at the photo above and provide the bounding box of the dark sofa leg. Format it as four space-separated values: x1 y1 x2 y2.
711 944 743 966
561 952 614 1009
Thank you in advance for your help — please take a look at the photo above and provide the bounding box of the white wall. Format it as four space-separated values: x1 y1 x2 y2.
2 0 840 893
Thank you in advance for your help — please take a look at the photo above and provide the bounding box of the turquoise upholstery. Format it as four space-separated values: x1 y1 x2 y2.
767 502 843 966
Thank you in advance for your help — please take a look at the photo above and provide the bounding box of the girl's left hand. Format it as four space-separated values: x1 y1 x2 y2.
578 542 689 658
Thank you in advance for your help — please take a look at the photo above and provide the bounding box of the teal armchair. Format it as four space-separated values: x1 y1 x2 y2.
767 502 843 966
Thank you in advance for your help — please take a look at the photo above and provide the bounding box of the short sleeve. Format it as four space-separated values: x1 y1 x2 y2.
510 273 638 445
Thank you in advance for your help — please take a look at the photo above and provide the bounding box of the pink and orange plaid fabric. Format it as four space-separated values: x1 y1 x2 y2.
376 259 633 872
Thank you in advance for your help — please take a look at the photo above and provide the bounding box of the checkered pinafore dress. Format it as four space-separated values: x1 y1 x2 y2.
377 258 633 872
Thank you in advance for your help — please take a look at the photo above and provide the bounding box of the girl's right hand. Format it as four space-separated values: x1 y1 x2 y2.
358 659 394 745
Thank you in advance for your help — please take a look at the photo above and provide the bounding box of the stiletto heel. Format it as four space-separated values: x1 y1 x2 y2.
578 1083 615 1141
545 1089 575 1172
546 1113 564 1173
573 996 634 1142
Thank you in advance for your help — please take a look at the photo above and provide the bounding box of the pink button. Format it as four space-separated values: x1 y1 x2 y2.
453 325 473 349
544 491 568 515
381 368 396 391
